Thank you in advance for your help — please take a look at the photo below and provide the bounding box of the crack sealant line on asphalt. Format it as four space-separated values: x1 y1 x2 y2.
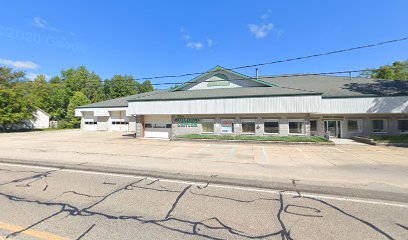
0 161 407 208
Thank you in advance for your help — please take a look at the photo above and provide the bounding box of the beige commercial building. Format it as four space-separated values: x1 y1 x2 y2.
76 66 408 139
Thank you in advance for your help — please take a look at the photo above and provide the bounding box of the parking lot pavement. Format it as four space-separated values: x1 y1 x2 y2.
0 130 407 200
0 163 407 240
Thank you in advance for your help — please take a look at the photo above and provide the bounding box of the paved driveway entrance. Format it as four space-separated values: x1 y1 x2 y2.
0 130 407 194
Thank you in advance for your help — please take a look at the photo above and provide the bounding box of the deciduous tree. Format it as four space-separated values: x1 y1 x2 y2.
66 91 91 128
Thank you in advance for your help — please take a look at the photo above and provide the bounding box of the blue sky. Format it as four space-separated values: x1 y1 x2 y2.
1 0 407 88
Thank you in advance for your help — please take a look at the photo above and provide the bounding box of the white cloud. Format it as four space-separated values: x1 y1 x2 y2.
186 41 204 50
180 28 191 41
180 27 213 50
26 72 50 81
31 16 76 36
260 9 272 20
207 38 214 47
0 59 40 70
248 23 274 39
32 17 47 28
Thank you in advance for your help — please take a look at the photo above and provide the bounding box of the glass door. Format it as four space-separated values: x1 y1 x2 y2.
324 120 341 138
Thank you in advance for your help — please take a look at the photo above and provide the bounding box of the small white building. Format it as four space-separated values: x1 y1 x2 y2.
1 108 50 130
75 92 164 133
32 108 50 129
76 66 408 139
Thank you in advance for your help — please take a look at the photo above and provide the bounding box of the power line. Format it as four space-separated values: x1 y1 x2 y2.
131 36 408 81
11 65 408 87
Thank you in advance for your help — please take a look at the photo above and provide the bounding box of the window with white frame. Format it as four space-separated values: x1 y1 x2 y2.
241 119 256 134
289 120 305 134
221 119 234 134
201 119 214 133
347 119 362 132
398 120 408 133
264 120 279 134
371 119 387 133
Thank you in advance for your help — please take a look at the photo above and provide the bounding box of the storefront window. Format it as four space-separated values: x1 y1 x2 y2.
347 120 361 132
221 119 234 134
242 120 255 134
289 121 304 134
264 120 279 134
372 120 386 133
144 123 171 128
202 119 214 133
398 120 408 132
310 120 317 132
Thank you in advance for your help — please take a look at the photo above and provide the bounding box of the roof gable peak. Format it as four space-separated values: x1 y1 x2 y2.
171 65 275 91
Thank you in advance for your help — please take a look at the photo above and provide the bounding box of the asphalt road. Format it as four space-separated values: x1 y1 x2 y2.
0 163 407 240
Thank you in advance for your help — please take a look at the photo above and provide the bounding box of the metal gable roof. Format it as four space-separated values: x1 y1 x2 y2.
128 86 319 102
76 90 166 108
77 71 408 109
259 75 408 98
170 65 275 91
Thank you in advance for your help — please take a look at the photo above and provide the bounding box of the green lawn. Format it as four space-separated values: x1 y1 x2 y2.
370 134 408 143
176 134 329 143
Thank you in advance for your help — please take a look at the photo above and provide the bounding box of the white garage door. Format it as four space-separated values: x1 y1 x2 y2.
110 121 129 132
97 117 109 131
82 111 97 131
144 115 172 138
110 111 129 132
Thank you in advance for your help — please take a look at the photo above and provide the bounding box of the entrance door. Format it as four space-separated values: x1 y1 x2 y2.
324 120 342 138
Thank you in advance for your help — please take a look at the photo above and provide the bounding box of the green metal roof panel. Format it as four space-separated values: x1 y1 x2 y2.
129 86 319 102
259 75 408 97
76 90 165 108
77 74 408 108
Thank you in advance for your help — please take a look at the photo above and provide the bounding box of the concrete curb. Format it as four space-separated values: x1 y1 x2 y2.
171 138 334 145
351 136 408 147
0 158 407 203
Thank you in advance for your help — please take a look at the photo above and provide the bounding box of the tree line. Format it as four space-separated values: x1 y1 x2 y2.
1 60 407 131
0 66 154 130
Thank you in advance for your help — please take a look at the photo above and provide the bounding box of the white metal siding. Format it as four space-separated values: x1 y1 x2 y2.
110 110 129 132
144 115 172 138
32 110 50 129
183 71 264 91
128 96 321 115
321 96 408 114
82 111 97 131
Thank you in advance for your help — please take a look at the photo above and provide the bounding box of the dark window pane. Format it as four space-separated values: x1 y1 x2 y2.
289 122 304 134
348 120 360 132
202 122 214 133
372 120 385 132
310 120 317 132
242 122 255 133
398 120 408 132
264 121 279 133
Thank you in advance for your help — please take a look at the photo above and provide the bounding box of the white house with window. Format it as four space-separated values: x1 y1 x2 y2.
76 66 408 139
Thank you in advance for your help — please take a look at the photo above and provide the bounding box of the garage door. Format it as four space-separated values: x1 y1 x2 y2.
97 117 109 131
144 115 172 138
110 111 129 132
82 111 97 131
110 121 129 132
